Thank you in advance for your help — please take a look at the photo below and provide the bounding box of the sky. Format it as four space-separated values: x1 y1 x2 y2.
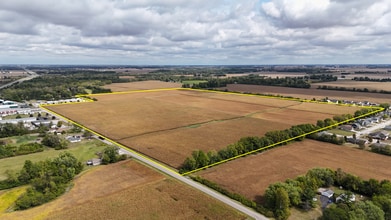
0 0 390 65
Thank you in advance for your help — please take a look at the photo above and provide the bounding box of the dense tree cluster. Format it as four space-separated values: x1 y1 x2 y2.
0 122 29 138
14 152 83 209
265 168 391 220
0 142 44 159
101 146 127 165
0 153 83 209
41 134 68 150
190 75 311 89
308 74 337 82
0 71 119 101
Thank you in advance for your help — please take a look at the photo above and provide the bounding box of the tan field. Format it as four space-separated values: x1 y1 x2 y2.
199 139 391 202
103 80 181 92
225 84 391 103
46 89 360 168
0 160 248 220
313 81 391 92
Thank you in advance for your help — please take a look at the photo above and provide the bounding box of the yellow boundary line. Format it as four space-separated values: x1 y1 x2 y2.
39 87 384 176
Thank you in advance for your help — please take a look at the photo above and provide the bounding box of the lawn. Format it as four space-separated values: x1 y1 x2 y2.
327 128 355 136
0 139 108 180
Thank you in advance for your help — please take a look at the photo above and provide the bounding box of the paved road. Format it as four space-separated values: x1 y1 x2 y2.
356 119 391 138
38 107 269 220
117 148 268 220
0 68 39 90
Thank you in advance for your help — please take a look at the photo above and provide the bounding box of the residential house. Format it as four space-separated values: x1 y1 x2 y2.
368 131 389 140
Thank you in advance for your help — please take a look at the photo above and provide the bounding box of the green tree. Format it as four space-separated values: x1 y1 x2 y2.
42 134 67 150
274 187 290 220
322 204 349 220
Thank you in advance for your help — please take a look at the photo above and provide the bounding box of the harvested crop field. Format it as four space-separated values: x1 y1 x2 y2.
0 160 248 220
46 89 360 168
198 139 391 202
225 84 391 103
103 80 181 92
313 81 391 92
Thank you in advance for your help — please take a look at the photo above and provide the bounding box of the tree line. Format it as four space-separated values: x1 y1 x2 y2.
0 71 120 102
353 76 391 82
0 142 44 159
264 168 391 220
317 85 391 94
191 168 391 220
179 109 377 174
188 75 312 89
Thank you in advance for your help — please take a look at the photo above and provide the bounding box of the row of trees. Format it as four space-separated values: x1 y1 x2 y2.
317 85 391 94
353 76 391 82
180 108 378 173
0 143 44 159
179 123 318 173
265 168 391 220
190 75 312 89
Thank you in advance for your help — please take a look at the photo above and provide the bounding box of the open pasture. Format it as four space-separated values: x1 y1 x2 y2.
199 139 391 202
0 160 248 220
46 89 360 168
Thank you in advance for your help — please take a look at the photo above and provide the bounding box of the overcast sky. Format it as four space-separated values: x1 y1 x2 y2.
0 0 390 65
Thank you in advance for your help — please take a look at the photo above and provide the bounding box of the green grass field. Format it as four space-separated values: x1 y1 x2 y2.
0 186 28 212
0 139 108 180
327 128 355 136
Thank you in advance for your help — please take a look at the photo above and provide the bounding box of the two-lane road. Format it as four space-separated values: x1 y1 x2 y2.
0 68 39 90
118 148 268 220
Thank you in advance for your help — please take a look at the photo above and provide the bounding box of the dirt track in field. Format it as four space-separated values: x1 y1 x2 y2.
199 139 391 202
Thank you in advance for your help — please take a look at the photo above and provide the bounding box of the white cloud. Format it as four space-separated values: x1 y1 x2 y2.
0 0 390 64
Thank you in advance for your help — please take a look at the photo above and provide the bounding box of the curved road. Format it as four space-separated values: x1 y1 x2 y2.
0 68 39 90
